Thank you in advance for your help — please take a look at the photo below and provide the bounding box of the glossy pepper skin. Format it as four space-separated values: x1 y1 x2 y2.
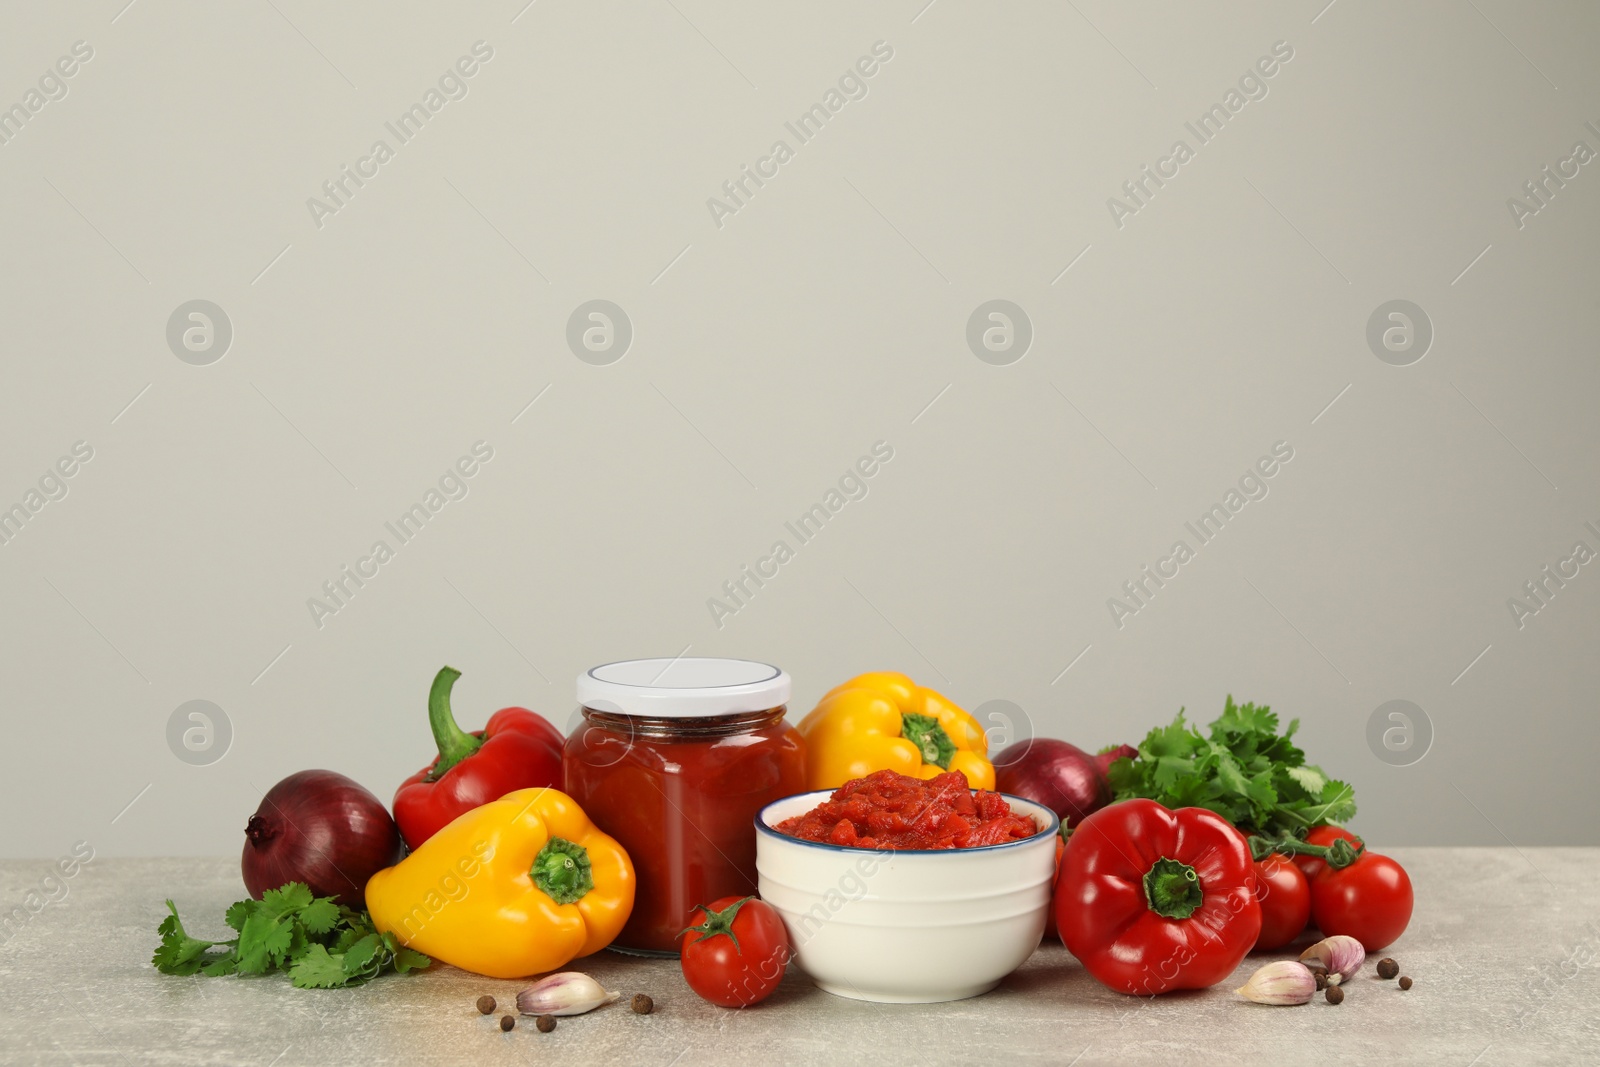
393 666 565 851
797 671 994 791
1056 799 1261 995
366 787 634 978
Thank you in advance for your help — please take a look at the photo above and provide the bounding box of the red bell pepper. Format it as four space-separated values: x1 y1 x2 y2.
1056 798 1260 995
392 666 565 850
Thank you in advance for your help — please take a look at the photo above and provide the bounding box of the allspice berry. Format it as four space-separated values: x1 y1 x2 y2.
1376 958 1399 980
476 995 497 1015
499 1015 516 1032
631 993 654 1015
535 1015 557 1033
1325 984 1345 1005
1398 976 1413 990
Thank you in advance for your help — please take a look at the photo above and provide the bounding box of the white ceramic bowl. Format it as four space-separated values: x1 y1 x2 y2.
755 789 1058 1003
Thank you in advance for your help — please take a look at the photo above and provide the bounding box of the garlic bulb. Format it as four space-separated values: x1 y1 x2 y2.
1235 960 1317 1005
1299 935 1365 982
516 972 622 1016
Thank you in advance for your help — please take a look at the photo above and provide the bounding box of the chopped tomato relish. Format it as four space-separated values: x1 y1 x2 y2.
775 769 1040 850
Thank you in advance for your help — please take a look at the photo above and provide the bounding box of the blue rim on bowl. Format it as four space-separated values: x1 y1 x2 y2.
755 789 1060 856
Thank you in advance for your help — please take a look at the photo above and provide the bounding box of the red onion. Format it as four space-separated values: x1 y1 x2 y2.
242 769 403 907
993 738 1111 830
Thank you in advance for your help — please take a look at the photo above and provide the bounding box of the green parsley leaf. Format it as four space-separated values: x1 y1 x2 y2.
259 882 314 918
200 956 238 977
152 884 431 990
331 925 369 954
1245 769 1279 813
1213 750 1248 796
392 947 432 974
1283 764 1327 800
1142 712 1201 759
1111 696 1356 838
235 912 294 974
340 933 383 977
152 901 232 976
224 899 254 933
288 944 351 989
1151 754 1195 792
1213 695 1277 737
298 898 341 936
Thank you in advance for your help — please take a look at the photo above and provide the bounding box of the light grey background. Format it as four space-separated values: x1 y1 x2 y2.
2 0 1596 858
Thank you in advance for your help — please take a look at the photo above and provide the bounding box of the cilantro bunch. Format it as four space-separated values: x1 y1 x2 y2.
153 882 430 989
1105 696 1356 837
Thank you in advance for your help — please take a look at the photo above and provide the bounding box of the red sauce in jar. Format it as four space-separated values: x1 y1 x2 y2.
565 707 805 955
776 769 1039 849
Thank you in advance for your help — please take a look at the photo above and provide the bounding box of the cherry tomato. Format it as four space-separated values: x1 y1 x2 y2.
1251 853 1311 950
1310 852 1413 951
1292 825 1362 883
680 896 791 1007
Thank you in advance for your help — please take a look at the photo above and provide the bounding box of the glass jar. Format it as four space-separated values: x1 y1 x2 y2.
564 658 804 956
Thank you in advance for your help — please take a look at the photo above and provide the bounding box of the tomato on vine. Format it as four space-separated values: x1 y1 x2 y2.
1292 825 1362 882
1311 852 1413 951
1252 852 1311 950
1255 826 1413 952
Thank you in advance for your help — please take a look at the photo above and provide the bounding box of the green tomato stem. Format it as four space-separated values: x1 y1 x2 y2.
1248 832 1365 869
682 896 754 953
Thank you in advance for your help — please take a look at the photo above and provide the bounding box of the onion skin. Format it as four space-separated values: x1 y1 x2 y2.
242 769 404 907
993 738 1112 830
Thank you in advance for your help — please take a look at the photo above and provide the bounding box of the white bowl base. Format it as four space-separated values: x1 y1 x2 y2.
812 978 1001 1004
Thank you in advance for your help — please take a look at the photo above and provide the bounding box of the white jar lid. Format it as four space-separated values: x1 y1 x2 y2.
576 657 791 718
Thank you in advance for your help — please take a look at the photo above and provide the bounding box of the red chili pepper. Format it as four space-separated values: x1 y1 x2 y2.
1055 799 1261 995
392 666 565 850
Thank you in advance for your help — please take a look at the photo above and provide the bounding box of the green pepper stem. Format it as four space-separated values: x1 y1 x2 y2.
901 713 957 770
426 666 482 780
1143 857 1204 920
532 838 595 905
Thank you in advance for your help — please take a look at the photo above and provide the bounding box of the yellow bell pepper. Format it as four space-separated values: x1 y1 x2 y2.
797 671 994 791
365 787 633 979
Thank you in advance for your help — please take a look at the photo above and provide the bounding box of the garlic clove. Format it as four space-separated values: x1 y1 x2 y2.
1299 935 1366 982
516 971 622 1017
1236 960 1317 1005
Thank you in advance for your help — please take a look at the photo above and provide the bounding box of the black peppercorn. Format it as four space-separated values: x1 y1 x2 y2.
1325 984 1344 1005
1398 975 1413 990
536 1015 557 1033
499 1015 515 1032
477 995 497 1015
1376 958 1399 980
631 993 654 1015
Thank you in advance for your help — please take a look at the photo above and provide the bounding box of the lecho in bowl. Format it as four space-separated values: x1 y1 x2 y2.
754 779 1058 1004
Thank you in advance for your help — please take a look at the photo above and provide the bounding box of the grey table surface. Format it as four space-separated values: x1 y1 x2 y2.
1 850 1596 1066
